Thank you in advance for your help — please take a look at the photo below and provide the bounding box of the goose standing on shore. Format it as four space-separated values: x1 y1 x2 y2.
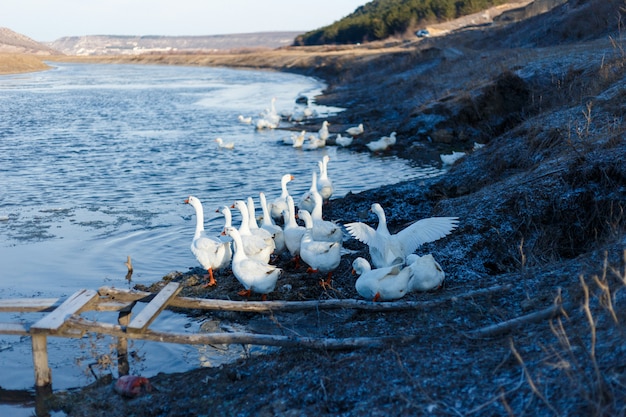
345 203 458 268
232 200 274 263
282 195 306 267
298 209 341 286
310 192 343 243
222 226 282 300
318 121 330 141
185 196 231 287
317 155 333 202
335 133 353 147
259 192 285 253
299 169 319 213
345 123 364 136
270 173 294 222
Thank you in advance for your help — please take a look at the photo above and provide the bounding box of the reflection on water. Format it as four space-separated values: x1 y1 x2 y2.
0 63 444 406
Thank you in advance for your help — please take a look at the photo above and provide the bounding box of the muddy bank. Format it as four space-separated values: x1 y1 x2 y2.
49 1 626 415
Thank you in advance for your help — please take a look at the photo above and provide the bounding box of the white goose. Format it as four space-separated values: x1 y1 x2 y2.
232 200 274 263
318 121 330 141
298 169 318 213
222 226 283 300
310 192 343 243
302 134 326 150
259 192 286 253
335 133 353 147
246 196 273 242
298 210 342 286
366 133 396 153
440 151 466 166
406 253 445 292
317 155 333 202
282 195 306 266
270 173 294 222
184 195 231 287
215 137 234 149
345 203 458 268
345 123 364 136
238 115 252 124
352 257 412 301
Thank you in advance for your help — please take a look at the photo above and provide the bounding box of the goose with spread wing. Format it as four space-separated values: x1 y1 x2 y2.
345 203 458 268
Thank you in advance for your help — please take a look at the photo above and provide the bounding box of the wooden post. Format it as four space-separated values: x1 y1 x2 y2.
31 334 51 388
116 303 134 376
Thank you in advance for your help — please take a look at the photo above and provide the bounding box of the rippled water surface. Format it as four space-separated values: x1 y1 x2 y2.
0 63 442 401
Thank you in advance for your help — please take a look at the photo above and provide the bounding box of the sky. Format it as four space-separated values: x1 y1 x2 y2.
4 0 368 42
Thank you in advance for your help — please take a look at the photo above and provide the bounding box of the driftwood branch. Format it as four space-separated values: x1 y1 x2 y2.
97 283 512 313
467 302 572 338
65 316 417 350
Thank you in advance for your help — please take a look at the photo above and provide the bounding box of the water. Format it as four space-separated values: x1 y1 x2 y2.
0 62 442 410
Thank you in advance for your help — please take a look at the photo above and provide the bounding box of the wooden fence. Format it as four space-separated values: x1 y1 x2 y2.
0 281 552 389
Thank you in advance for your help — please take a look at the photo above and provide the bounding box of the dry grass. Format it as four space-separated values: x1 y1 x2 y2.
0 53 50 74
511 251 626 416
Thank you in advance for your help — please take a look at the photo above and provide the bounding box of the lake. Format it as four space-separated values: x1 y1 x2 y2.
0 62 442 414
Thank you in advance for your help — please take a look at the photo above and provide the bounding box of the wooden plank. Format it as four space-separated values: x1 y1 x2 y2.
0 322 29 335
127 282 181 333
67 316 418 349
30 289 98 334
0 298 62 313
99 283 513 313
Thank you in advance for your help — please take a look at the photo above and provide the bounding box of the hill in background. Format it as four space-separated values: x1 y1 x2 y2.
47 32 302 56
0 27 60 55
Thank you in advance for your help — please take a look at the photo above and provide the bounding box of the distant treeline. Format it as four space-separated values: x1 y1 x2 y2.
294 0 509 45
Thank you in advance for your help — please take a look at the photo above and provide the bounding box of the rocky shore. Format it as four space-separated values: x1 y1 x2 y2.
47 1 626 415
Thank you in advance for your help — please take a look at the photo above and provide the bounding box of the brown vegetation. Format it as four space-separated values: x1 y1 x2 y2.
0 53 51 74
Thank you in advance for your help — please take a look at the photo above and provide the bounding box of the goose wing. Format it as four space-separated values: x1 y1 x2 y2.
396 217 459 256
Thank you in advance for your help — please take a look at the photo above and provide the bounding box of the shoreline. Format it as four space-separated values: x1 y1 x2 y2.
10 2 626 414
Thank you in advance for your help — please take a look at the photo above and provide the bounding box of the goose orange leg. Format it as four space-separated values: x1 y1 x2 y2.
203 268 217 287
238 288 252 298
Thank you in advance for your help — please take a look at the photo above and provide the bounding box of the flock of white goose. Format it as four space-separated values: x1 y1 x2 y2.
185 154 459 302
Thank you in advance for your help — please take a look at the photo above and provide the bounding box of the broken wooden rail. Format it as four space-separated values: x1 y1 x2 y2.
0 282 520 388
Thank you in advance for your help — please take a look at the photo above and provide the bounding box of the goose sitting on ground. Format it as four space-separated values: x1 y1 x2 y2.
345 203 458 268
406 253 445 292
269 173 294 222
345 123 364 136
215 137 234 149
366 132 396 153
335 133 353 147
352 257 412 302
259 192 285 253
222 226 283 300
298 210 341 286
317 155 333 202
185 195 232 287
440 151 466 166
231 200 274 263
282 195 306 267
